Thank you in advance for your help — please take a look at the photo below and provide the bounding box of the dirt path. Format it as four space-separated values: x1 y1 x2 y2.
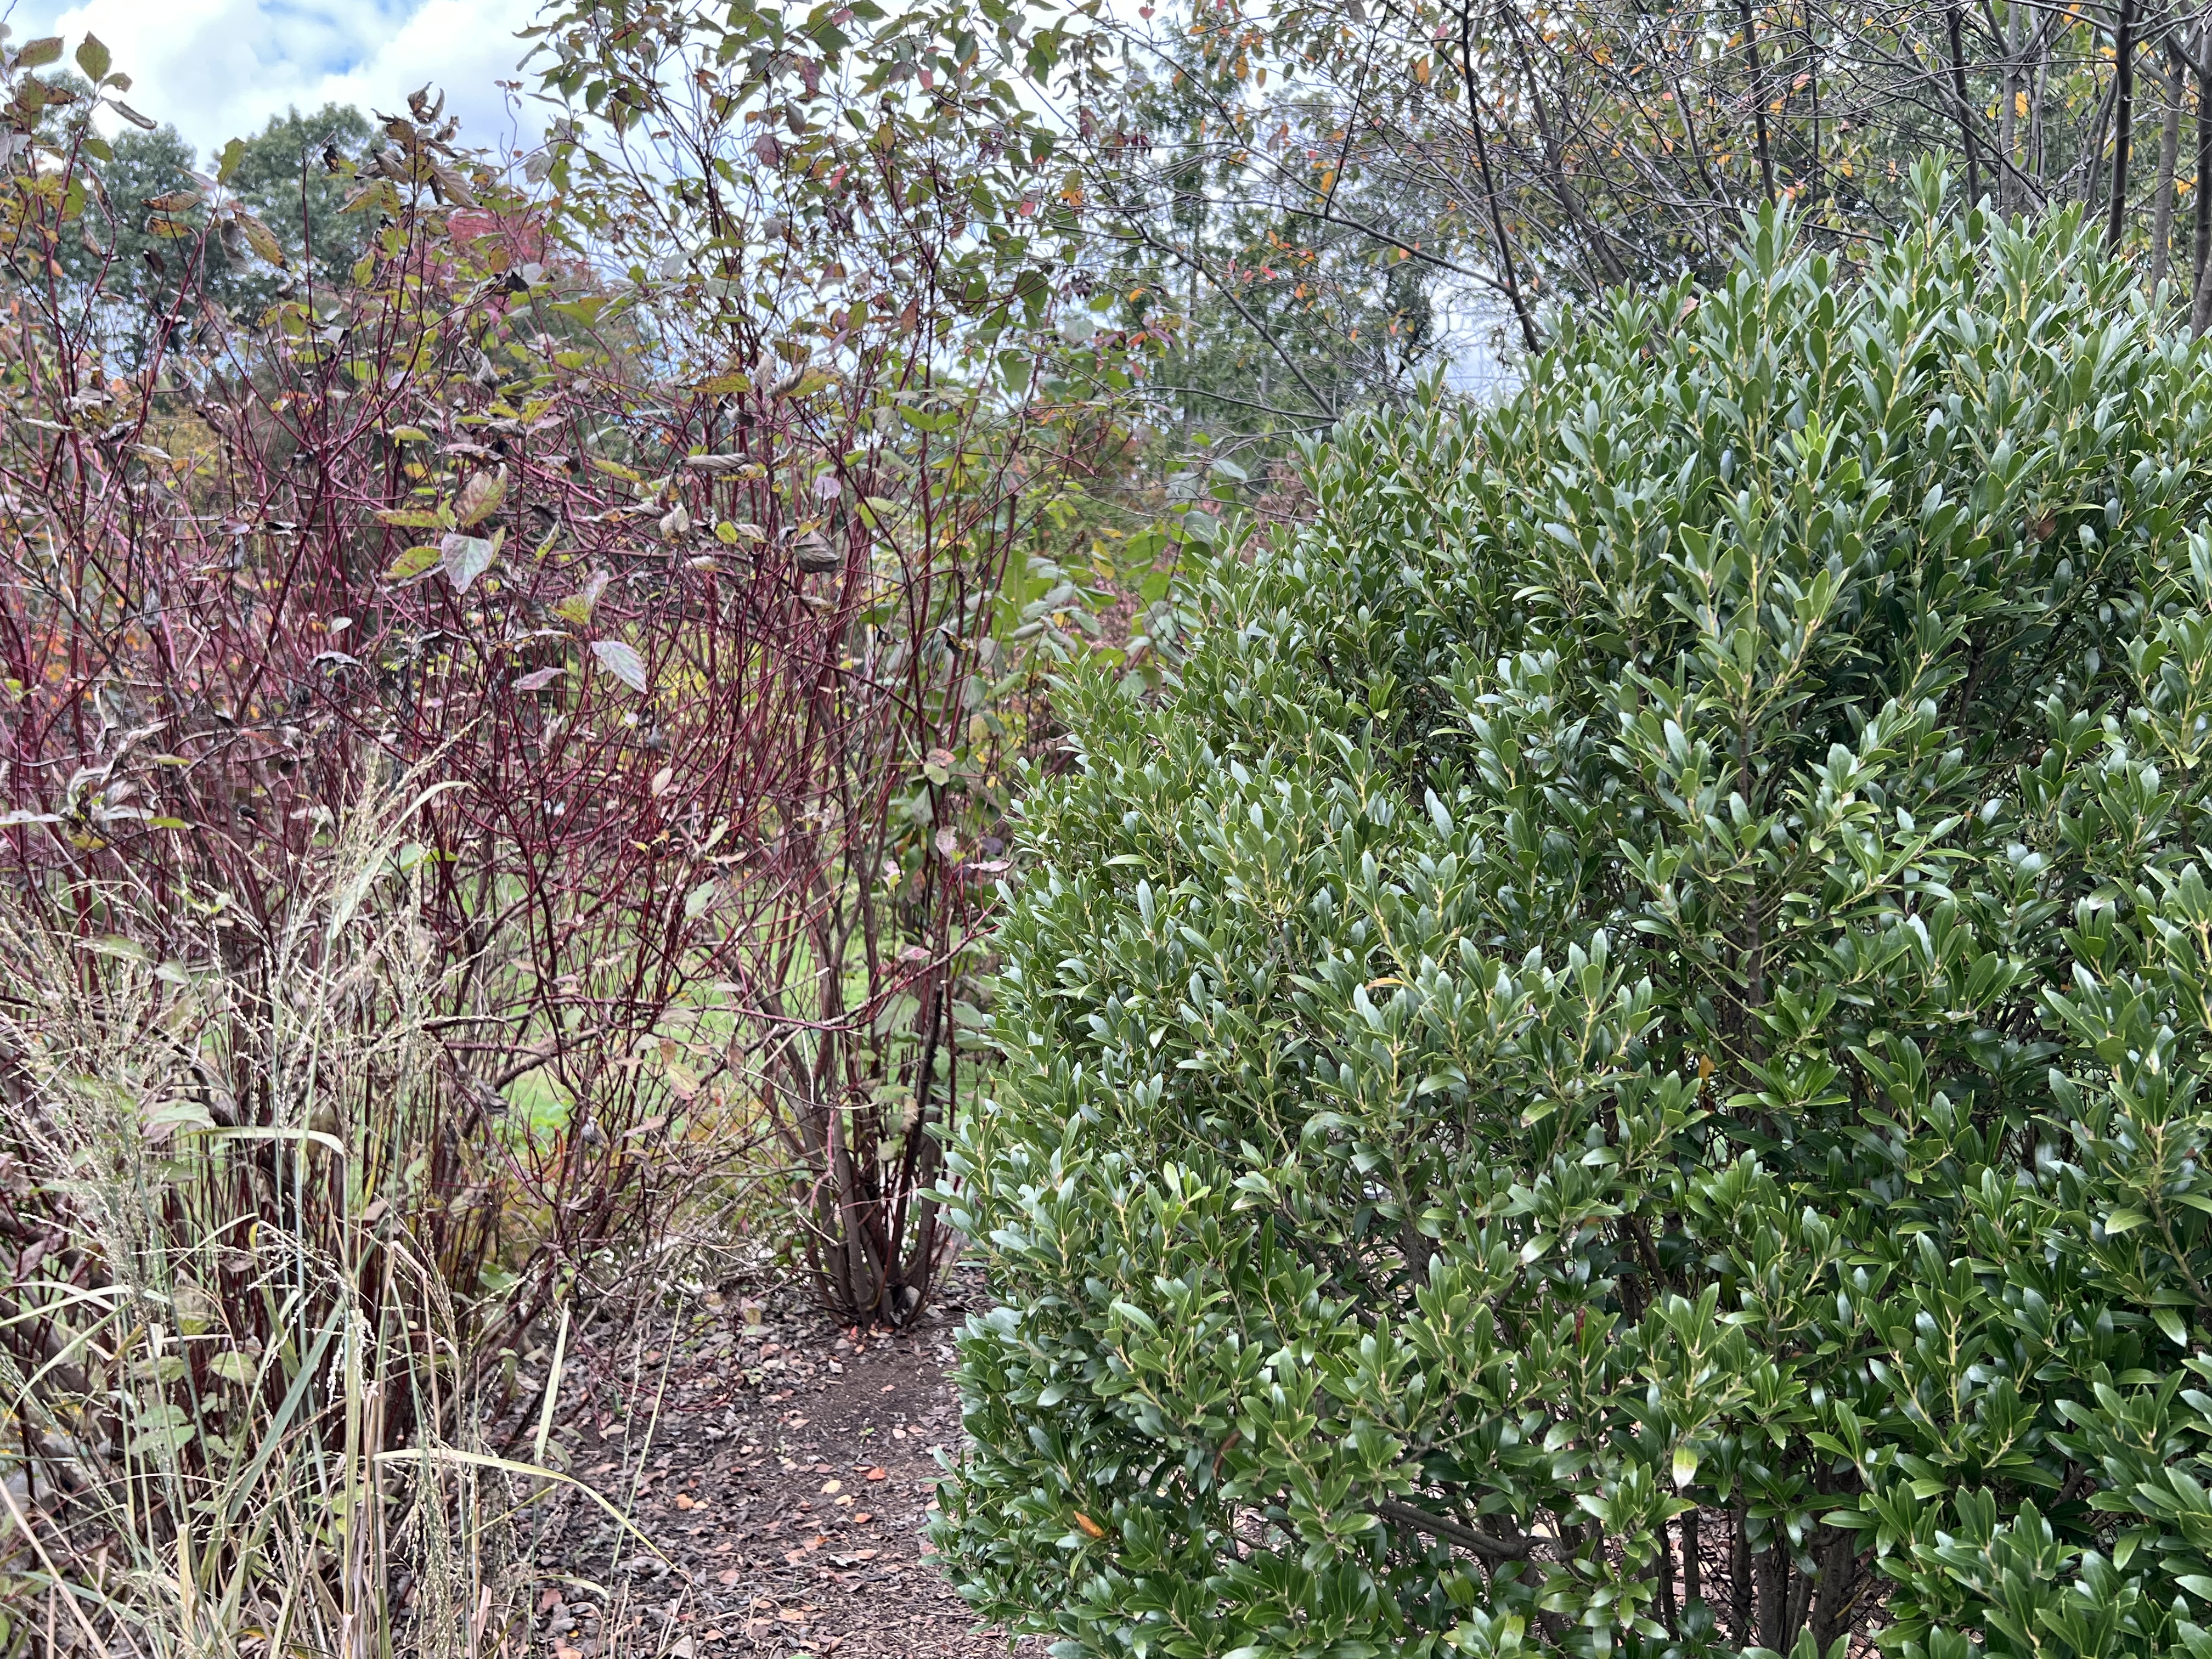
512 1267 1026 1658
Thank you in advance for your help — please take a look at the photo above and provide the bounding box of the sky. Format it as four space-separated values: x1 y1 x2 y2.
4 0 543 162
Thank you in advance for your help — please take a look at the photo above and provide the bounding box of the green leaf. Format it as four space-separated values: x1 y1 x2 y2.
1671 1444 1700 1488
15 37 64 68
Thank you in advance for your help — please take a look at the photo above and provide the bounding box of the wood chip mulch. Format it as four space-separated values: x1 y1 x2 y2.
507 1265 1030 1659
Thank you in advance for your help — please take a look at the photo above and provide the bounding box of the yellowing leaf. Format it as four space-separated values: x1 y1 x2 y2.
385 544 442 581
555 570 611 627
235 211 288 267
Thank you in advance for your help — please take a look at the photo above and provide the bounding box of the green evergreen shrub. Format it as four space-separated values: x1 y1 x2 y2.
935 171 2212 1657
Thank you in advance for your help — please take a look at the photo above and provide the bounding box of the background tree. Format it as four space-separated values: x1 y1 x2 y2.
32 94 375 347
1055 0 2212 460
1085 30 1457 457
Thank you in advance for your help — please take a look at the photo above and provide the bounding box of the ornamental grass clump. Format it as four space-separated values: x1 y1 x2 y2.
938 171 2212 1657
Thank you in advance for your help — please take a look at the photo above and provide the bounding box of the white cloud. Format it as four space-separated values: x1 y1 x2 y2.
10 0 544 160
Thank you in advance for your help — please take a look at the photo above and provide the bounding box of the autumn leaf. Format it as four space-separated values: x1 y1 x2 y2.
590 639 647 692
385 544 442 581
453 466 509 529
556 570 611 627
439 533 495 593
234 211 289 267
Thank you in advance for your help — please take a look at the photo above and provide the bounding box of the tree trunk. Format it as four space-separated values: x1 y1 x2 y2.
2108 0 2136 248
1504 3 1624 285
2155 46 2183 288
1737 0 1778 204
1731 1499 1753 1643
2030 24 2050 188
2000 0 2022 210
2087 65 2120 215
2195 33 2212 331
1459 3 1541 353
1756 1538 1790 1649
1683 1505 1702 1612
1804 9 1823 207
1948 2 1980 206
1809 1526 1863 1650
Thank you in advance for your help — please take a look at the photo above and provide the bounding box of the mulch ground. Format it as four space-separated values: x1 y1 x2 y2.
485 1259 1876 1658
506 1262 1030 1659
